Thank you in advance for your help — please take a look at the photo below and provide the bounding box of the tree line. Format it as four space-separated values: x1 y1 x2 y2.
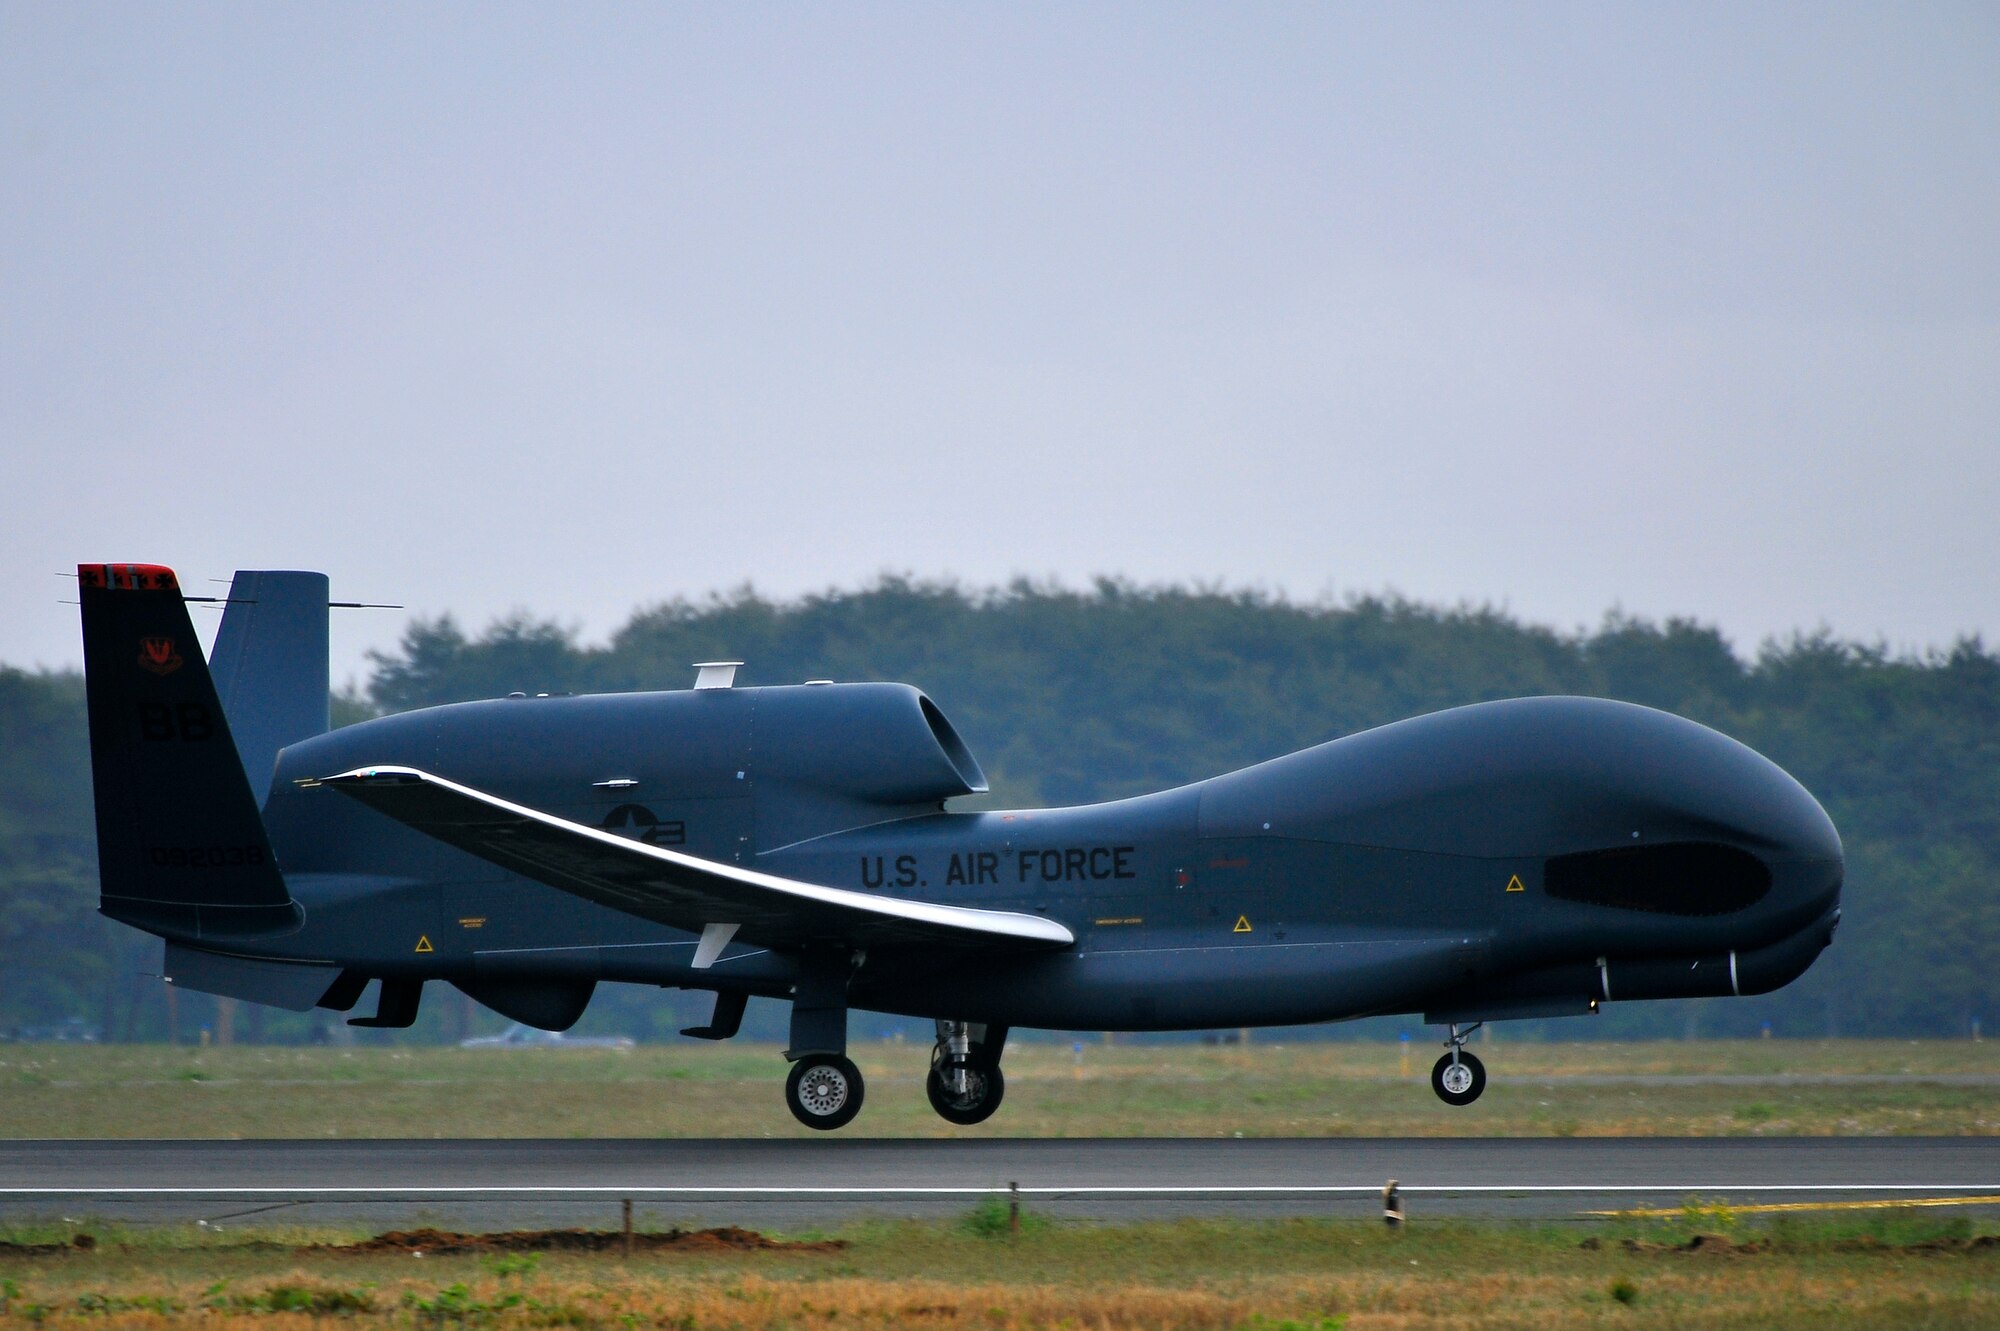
3 578 1994 1043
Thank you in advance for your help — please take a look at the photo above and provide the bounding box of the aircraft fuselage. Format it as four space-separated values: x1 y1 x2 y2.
247 686 1842 1032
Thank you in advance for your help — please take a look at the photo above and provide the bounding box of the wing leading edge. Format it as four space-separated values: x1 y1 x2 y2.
315 766 1075 954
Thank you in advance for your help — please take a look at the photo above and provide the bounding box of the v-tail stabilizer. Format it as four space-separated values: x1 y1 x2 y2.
77 563 302 942
209 570 332 804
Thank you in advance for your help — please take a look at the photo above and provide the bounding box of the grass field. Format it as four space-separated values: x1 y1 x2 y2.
0 1206 1993 1329
1 1039 1995 1138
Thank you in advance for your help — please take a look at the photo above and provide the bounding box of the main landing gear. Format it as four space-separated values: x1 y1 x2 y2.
785 1053 865 1130
767 951 1012 1130
1431 1022 1487 1106
779 1020 1010 1130
782 949 867 1130
926 1020 1007 1125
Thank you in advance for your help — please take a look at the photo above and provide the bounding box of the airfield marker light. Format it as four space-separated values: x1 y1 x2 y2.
1383 1179 1404 1228
1009 1182 1020 1233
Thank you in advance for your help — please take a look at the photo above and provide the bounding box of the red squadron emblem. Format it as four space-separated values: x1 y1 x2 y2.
138 636 183 676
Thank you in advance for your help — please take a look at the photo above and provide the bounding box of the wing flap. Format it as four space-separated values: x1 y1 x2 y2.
316 766 1074 953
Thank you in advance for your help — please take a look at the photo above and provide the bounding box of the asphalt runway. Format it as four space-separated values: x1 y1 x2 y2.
3 1138 1998 1229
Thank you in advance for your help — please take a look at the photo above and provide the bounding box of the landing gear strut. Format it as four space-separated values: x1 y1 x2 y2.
782 948 865 1130
786 1054 865 1130
1431 1022 1486 1106
926 1020 1006 1125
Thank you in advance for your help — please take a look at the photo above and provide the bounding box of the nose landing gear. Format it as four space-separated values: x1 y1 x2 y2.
926 1020 1007 1125
1431 1022 1486 1106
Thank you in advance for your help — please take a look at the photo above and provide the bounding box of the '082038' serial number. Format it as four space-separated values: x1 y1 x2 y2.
149 844 266 868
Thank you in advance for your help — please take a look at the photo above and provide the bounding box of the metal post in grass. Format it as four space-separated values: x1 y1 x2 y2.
623 1197 634 1255
1382 1179 1403 1228
1009 1181 1020 1233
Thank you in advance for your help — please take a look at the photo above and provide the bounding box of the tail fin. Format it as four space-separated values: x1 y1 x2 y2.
209 570 331 804
77 564 301 941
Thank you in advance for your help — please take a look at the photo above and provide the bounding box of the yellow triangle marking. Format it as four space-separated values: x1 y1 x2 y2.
1233 915 1253 933
414 935 434 953
1505 874 1525 893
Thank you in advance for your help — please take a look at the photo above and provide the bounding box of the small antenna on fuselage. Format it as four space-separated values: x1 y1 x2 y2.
692 661 743 690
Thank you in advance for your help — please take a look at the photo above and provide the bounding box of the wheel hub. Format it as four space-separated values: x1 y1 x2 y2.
944 1067 986 1108
1441 1061 1474 1095
797 1065 850 1115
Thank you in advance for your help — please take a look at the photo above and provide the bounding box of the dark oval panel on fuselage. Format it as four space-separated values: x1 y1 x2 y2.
1545 842 1772 916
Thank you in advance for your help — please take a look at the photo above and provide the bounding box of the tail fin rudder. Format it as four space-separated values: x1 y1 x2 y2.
77 563 301 942
210 570 331 804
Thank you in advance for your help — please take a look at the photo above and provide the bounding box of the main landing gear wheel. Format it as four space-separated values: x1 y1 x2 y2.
786 1054 864 1130
1431 1050 1486 1106
927 1055 1005 1125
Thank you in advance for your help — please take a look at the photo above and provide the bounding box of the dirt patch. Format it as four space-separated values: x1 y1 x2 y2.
1578 1234 1767 1255
1677 1233 1768 1254
0 1233 94 1256
325 1226 846 1256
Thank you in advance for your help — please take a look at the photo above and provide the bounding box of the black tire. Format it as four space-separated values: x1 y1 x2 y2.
786 1054 865 1130
926 1055 1005 1126
1431 1050 1486 1106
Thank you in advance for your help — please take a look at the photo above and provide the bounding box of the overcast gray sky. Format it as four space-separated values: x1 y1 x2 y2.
4 3 1996 687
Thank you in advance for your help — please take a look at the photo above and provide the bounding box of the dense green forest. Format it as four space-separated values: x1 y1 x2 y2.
3 579 1995 1045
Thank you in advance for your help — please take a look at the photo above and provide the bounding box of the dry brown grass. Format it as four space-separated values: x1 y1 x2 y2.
0 1211 1995 1329
4 1264 1997 1330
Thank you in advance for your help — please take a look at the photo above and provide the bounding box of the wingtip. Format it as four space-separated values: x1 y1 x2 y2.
320 765 428 787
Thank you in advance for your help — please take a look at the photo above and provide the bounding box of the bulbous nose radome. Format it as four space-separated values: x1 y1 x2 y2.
1756 776 1844 927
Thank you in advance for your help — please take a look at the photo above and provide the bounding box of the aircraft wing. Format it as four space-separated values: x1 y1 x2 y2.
316 766 1075 954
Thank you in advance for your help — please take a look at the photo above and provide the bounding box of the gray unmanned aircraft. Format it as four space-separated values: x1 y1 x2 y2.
78 563 1843 1129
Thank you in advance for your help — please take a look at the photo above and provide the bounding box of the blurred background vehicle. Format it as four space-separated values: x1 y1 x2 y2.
458 1023 634 1050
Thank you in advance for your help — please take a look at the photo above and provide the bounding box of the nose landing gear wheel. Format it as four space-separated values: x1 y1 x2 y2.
926 1056 1005 1125
1431 1050 1486 1106
786 1054 865 1130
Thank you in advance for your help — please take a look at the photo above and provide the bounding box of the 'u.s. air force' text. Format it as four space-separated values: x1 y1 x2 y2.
860 847 1138 890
